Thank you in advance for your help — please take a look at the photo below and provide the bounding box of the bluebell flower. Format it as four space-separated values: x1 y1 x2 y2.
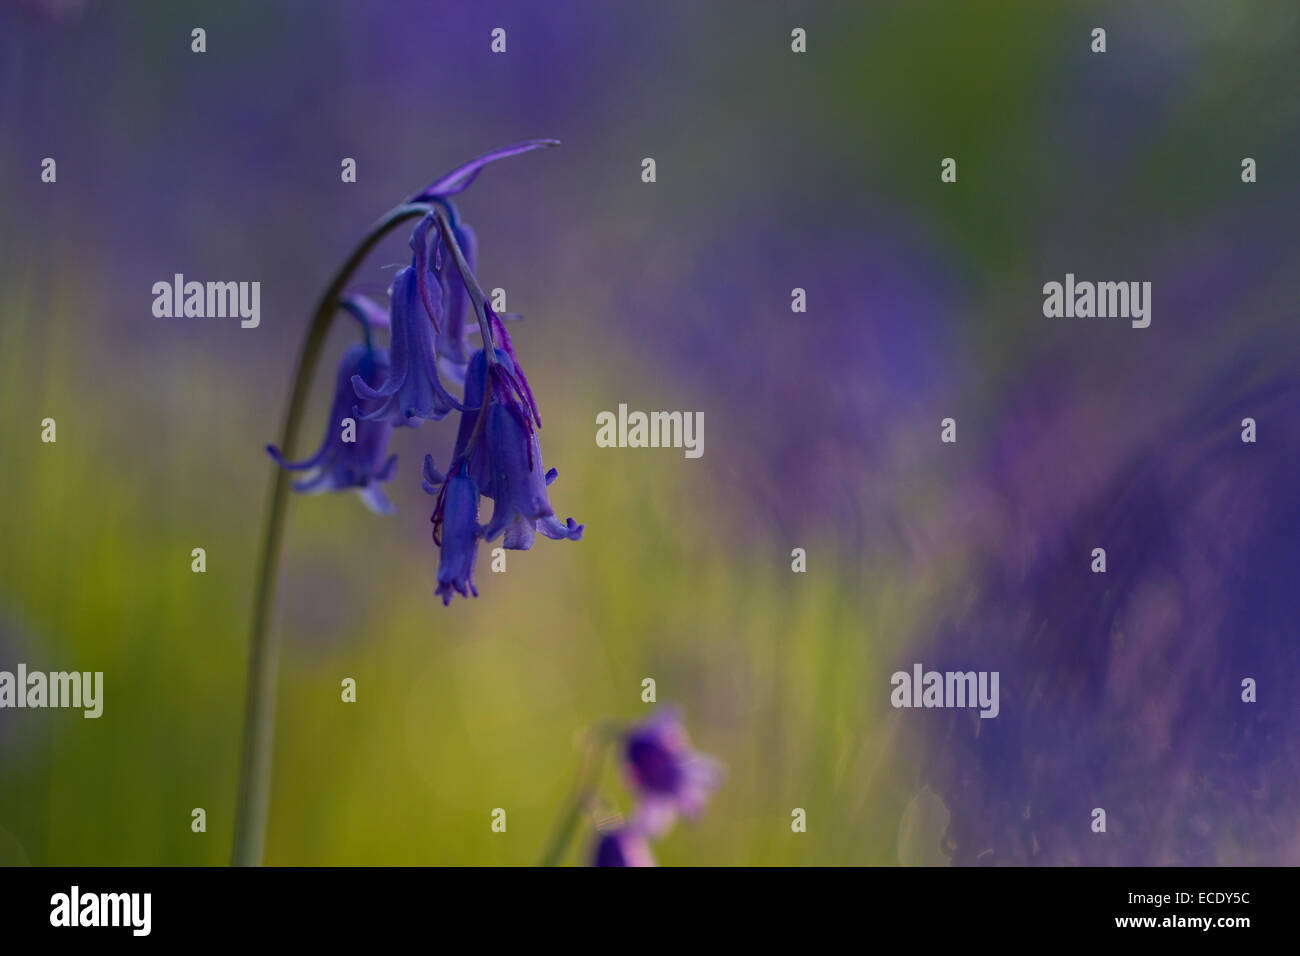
622 707 723 837
480 401 583 549
451 347 582 550
422 456 482 606
591 826 656 867
274 140 580 608
268 343 398 514
351 256 464 428
407 213 492 388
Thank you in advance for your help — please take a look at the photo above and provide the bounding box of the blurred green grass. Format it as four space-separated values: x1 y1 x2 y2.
0 275 943 865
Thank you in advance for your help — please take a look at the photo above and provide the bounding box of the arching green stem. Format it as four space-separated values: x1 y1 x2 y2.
231 202 434 867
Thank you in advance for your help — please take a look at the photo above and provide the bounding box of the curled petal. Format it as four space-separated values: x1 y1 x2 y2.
339 293 390 331
266 441 328 473
421 453 446 494
538 515 583 541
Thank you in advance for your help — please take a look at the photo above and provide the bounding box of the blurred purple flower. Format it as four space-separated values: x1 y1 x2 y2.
592 827 656 868
623 707 723 837
268 343 397 514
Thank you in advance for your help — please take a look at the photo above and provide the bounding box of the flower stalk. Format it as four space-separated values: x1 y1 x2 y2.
539 721 623 866
433 207 497 357
231 202 433 867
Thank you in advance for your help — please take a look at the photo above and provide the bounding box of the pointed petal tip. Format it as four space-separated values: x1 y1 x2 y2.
359 483 397 515
411 138 562 202
350 373 384 401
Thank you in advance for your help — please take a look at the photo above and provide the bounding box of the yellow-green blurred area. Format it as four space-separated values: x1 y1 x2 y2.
1 0 1297 865
0 280 933 864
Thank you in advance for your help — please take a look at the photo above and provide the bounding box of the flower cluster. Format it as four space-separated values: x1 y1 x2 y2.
592 707 723 867
269 142 582 606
